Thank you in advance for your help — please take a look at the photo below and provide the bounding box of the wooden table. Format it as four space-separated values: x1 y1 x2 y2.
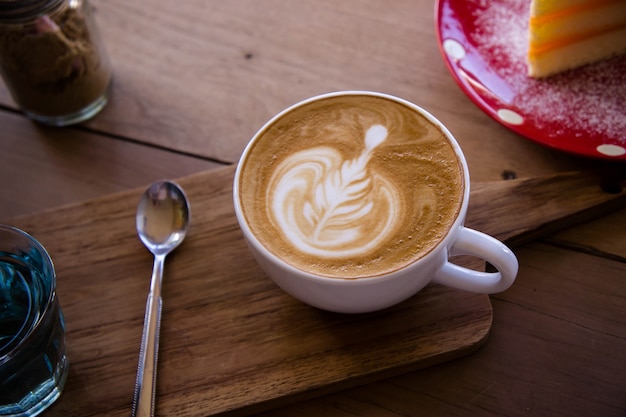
1 1 624 416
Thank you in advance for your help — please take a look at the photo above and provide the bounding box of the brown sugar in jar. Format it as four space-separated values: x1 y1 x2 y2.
0 0 112 125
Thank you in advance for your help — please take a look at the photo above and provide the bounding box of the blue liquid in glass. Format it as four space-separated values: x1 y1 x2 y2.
0 250 68 417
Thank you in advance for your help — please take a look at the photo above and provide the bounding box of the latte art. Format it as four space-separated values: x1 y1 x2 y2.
238 94 464 278
269 124 400 258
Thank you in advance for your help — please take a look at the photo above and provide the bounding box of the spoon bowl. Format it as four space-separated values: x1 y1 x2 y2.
132 180 190 417
136 181 190 254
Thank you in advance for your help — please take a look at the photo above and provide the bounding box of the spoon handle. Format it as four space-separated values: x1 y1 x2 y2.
132 257 164 417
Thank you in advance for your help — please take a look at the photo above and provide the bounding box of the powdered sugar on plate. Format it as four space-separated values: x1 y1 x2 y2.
437 0 626 158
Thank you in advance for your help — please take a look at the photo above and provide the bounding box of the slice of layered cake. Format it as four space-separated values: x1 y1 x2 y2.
527 0 626 78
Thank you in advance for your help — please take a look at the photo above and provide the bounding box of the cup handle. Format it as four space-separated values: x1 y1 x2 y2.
433 227 519 293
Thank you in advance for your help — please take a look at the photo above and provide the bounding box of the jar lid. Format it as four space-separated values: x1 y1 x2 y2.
0 0 64 21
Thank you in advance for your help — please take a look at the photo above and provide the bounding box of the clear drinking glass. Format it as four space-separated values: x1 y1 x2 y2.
0 224 69 417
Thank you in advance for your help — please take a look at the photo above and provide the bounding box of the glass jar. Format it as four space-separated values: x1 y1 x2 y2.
0 0 112 126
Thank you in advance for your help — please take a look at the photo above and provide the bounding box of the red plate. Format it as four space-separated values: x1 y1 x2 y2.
436 0 626 160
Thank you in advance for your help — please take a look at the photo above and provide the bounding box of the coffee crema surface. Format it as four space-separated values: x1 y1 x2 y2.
238 94 464 278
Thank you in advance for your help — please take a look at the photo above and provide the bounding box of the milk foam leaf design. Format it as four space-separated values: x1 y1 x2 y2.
311 167 370 240
269 124 399 258
364 124 388 151
309 125 388 241
303 201 317 227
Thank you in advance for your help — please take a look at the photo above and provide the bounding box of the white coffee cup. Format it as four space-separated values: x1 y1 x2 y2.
233 91 518 313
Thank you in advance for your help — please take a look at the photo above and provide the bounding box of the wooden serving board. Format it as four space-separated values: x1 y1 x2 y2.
7 167 625 417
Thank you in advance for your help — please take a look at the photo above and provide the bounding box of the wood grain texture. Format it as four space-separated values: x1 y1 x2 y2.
0 0 616 229
256 241 626 417
0 111 220 220
9 166 490 417
547 206 626 260
0 0 608 182
467 170 626 246
0 1 623 416
7 167 625 417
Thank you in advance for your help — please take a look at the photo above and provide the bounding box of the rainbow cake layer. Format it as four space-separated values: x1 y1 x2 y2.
527 0 626 78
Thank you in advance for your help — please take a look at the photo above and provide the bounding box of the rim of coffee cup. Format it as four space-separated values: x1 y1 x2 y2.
0 224 57 357
233 90 471 283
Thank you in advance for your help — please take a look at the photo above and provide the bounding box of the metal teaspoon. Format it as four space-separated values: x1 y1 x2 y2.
132 180 190 417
